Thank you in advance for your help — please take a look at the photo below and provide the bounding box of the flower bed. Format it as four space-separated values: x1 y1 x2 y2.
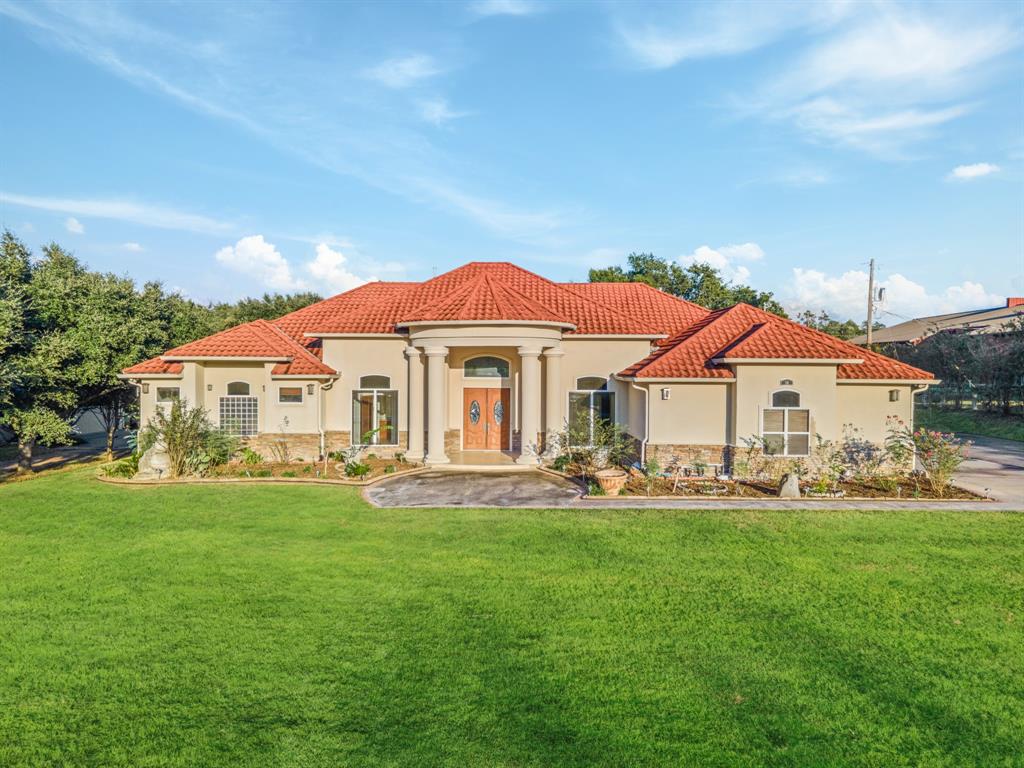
208 456 419 482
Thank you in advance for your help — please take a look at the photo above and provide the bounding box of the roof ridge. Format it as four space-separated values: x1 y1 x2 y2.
257 319 332 367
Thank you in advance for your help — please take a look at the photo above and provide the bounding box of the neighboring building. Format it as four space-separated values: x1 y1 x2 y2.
121 262 935 468
850 298 1024 346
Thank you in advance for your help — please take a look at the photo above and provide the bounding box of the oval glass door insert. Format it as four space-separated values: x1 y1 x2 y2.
469 400 481 424
493 399 504 424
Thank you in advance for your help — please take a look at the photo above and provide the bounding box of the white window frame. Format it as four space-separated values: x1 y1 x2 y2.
155 387 180 403
353 375 398 446
567 376 615 447
761 389 810 457
278 386 304 405
219 391 259 436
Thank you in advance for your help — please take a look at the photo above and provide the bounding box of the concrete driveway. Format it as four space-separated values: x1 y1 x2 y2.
366 469 582 508
952 434 1023 505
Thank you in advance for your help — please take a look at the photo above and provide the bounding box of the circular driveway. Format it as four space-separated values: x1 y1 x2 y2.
365 470 582 508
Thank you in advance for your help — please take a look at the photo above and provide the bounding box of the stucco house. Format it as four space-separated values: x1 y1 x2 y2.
120 262 936 468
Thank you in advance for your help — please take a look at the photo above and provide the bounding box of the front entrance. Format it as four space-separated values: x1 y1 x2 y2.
463 387 510 450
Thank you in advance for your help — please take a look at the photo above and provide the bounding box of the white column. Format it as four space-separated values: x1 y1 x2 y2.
424 346 449 465
405 346 425 461
516 346 543 465
543 347 564 456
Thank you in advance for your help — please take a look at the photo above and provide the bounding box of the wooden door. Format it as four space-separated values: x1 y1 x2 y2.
463 387 510 450
463 388 488 449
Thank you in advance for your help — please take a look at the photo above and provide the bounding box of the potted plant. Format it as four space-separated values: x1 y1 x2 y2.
595 467 628 494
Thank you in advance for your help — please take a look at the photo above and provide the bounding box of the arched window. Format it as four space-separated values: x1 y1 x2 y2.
772 390 800 408
464 356 509 378
569 376 614 446
763 390 810 456
353 375 397 446
220 382 257 435
575 376 608 391
359 375 391 389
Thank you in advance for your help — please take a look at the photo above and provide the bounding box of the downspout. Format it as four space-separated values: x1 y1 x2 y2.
623 377 649 465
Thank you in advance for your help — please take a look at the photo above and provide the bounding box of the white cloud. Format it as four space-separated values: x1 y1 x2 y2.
215 235 305 292
362 54 441 89
305 243 374 294
65 216 84 234
949 162 1000 180
469 0 541 18
787 267 1002 319
677 242 764 284
417 98 470 127
122 242 144 252
1 191 233 235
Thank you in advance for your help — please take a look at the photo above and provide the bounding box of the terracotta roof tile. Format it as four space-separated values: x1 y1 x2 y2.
122 356 183 375
562 282 709 338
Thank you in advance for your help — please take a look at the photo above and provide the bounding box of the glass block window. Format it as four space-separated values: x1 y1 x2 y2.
464 356 509 378
762 391 810 456
219 396 259 436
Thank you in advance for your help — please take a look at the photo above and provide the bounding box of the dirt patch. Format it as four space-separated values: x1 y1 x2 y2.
209 457 420 482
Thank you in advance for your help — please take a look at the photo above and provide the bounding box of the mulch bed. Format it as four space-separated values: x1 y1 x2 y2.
208 457 419 482
610 475 985 500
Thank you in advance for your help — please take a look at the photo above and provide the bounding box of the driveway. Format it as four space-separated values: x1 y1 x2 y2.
952 434 1024 505
366 470 582 508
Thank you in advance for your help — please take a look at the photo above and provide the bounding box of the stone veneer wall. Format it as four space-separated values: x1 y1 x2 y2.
244 430 411 461
645 443 733 472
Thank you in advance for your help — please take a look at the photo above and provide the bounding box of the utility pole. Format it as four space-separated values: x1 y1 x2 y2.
866 258 875 346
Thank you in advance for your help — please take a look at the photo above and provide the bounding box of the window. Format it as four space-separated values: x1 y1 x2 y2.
353 374 398 446
219 395 258 436
464 356 509 378
156 387 179 403
279 386 303 404
762 390 810 456
568 377 614 446
227 381 250 396
359 375 390 389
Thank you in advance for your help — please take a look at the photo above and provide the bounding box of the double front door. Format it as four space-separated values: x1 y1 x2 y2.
463 387 510 450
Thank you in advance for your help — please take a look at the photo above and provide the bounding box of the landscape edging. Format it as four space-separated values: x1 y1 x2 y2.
95 465 430 488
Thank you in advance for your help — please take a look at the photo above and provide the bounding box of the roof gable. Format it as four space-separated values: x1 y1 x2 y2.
398 271 573 325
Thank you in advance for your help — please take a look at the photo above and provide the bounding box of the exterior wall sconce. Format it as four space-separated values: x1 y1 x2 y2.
889 389 900 402
141 382 149 394
780 379 793 386
307 383 315 395
661 387 671 400
207 384 213 391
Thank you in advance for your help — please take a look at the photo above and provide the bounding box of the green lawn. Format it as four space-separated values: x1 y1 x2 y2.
1 470 1022 767
917 406 1024 442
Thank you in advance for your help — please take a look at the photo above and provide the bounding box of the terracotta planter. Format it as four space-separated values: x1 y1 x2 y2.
595 468 628 495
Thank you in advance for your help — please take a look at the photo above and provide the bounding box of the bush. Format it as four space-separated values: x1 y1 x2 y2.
254 469 272 478
552 417 636 480
344 461 371 478
102 454 139 478
139 400 237 478
240 447 263 466
282 470 297 478
384 464 396 474
887 421 970 497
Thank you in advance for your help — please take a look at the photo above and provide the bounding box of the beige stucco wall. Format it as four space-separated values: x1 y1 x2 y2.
732 363 840 443
560 338 654 430
646 382 732 445
837 383 916 443
320 337 409 436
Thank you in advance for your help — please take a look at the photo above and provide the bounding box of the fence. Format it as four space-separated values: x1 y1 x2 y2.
919 384 1024 416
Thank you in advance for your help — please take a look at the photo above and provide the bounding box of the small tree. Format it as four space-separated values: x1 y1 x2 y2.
139 400 237 478
552 416 635 481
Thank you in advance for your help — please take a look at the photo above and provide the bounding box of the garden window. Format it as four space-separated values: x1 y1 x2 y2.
156 387 179 403
762 390 810 456
278 386 303 404
353 376 397 445
568 377 615 446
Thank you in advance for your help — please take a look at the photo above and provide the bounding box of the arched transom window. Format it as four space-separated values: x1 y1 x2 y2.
226 381 250 396
463 356 509 378
762 390 809 456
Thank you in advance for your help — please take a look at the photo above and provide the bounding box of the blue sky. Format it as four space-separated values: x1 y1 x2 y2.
1 0 1021 323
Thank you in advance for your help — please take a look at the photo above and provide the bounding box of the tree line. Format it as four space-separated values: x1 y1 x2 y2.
0 231 321 472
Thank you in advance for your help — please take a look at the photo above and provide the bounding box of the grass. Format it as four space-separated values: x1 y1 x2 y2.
1 470 1022 767
916 406 1024 442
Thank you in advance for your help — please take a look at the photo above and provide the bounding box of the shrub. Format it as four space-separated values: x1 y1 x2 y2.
268 438 290 464
254 469 272 478
553 417 636 480
102 454 139 478
139 400 237 478
344 461 371 478
240 447 263 466
302 465 312 474
384 464 396 474
887 421 969 497
282 470 297 478
643 457 660 497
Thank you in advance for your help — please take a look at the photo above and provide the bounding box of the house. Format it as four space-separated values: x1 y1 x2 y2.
850 298 1024 345
121 262 936 468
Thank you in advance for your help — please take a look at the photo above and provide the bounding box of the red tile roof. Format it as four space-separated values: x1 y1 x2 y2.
620 302 935 381
122 262 932 383
122 357 183 375
159 319 336 377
